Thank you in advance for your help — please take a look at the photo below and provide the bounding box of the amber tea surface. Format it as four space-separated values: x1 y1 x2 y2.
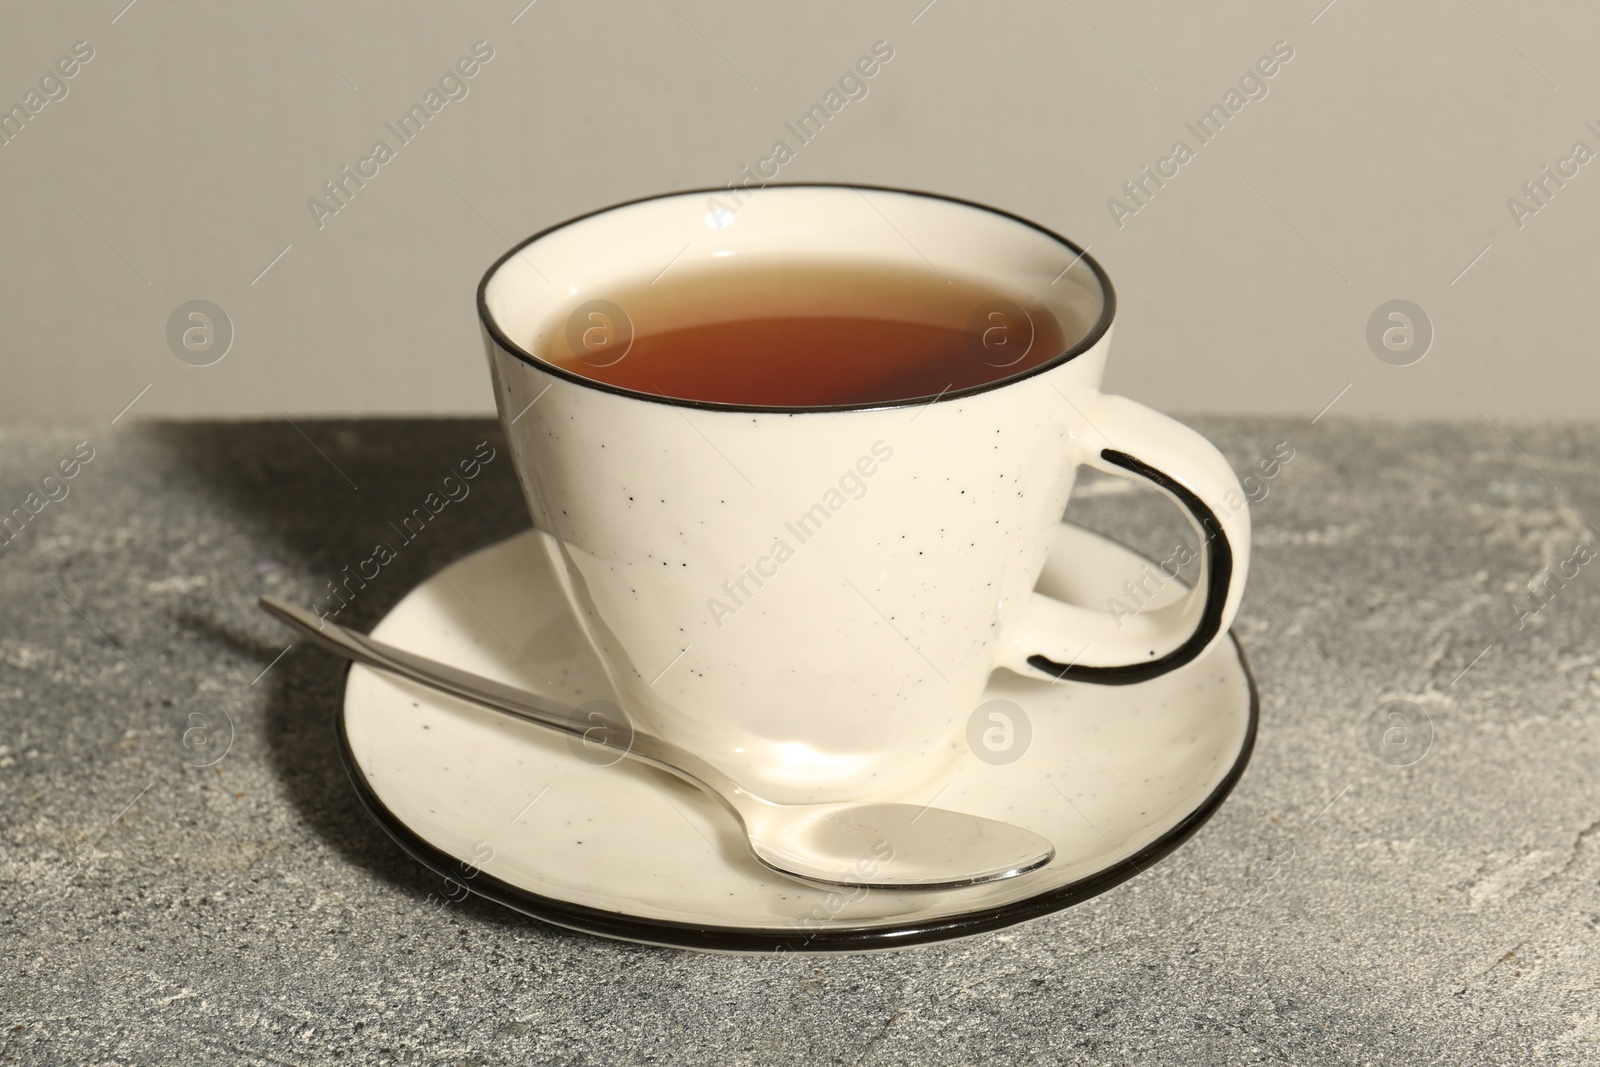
538 260 1071 406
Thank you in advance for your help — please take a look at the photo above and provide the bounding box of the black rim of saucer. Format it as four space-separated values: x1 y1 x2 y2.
474 182 1117 415
332 537 1259 954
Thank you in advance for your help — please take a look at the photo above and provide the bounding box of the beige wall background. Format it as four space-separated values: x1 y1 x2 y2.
2 0 1595 423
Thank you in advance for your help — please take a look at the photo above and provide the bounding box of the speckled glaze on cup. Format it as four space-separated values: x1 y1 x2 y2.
478 184 1251 805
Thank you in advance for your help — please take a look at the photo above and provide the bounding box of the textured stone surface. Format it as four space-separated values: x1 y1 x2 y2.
1 417 1597 1066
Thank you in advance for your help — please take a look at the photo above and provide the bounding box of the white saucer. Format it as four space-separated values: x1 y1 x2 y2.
338 524 1257 952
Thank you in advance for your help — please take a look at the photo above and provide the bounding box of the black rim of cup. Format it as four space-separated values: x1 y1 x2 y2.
475 182 1117 415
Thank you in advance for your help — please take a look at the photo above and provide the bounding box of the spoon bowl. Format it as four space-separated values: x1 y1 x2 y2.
745 801 1054 889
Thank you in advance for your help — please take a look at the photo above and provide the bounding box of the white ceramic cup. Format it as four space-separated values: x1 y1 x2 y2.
478 185 1250 805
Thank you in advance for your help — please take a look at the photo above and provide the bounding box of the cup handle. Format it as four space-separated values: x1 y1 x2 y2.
998 392 1251 686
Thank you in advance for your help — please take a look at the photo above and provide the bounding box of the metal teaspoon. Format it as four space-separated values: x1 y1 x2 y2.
259 595 1055 891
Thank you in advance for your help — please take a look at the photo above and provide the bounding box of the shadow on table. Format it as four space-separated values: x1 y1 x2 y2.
146 419 573 934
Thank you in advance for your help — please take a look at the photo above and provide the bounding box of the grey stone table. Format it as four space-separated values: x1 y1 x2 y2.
2 418 1597 1066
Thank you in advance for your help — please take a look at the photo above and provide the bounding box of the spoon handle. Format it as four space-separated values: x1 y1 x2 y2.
257 596 741 806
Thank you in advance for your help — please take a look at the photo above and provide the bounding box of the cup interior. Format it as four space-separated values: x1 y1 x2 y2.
479 184 1113 410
